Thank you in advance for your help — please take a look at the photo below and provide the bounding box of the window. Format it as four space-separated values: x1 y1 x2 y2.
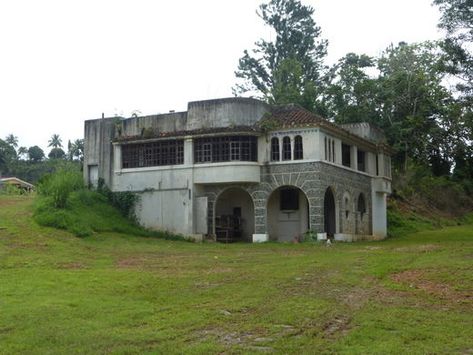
342 144 351 167
282 136 291 160
324 137 328 160
271 137 280 161
357 150 366 172
194 136 257 163
332 140 335 162
328 138 332 161
294 135 303 160
345 197 350 219
203 143 212 162
376 154 379 176
325 137 335 163
122 140 184 168
280 188 299 210
357 194 366 219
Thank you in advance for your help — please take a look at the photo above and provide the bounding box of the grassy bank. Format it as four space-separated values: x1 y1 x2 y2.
1 195 472 354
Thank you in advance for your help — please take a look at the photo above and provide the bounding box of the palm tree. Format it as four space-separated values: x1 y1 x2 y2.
5 134 18 148
68 139 84 161
17 146 28 160
48 134 63 148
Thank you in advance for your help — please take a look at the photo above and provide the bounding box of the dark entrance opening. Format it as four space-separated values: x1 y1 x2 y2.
214 188 254 243
324 188 336 237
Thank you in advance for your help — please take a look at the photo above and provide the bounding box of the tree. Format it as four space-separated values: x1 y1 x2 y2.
376 42 456 171
48 134 63 148
28 146 45 162
69 139 84 161
5 134 18 148
48 147 66 160
0 139 17 172
325 53 379 123
234 0 328 113
17 146 28 160
434 0 473 101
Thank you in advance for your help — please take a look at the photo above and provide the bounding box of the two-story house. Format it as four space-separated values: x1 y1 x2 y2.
83 97 393 242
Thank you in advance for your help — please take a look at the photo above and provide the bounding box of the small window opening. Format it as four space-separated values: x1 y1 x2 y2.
271 137 280 161
294 135 303 160
280 188 299 210
282 136 291 160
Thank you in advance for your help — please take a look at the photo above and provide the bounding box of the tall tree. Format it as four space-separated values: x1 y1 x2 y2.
0 139 17 173
48 134 63 148
234 0 328 113
69 139 84 161
376 42 453 171
5 134 18 148
325 53 379 123
434 0 473 101
17 147 28 160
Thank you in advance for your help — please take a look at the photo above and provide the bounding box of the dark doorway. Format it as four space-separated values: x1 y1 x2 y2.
324 188 336 237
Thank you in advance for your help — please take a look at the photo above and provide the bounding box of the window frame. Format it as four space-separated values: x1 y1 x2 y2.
294 135 303 160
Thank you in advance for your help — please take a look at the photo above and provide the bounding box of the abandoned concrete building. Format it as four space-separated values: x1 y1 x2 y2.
83 97 393 242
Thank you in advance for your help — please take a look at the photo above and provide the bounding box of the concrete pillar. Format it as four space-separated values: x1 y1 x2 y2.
184 138 193 165
371 190 388 238
113 144 121 172
351 146 358 170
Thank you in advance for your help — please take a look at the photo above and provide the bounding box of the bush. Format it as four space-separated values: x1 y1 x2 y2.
97 178 138 219
37 169 84 208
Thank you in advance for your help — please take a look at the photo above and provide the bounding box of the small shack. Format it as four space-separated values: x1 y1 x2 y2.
0 177 35 192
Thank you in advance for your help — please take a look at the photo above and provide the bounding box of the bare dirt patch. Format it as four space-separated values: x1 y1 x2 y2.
391 269 472 304
195 328 274 352
393 244 441 253
322 315 351 338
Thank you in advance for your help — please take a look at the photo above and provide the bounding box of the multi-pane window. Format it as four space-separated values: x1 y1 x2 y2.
271 137 280 161
122 140 184 168
194 136 257 163
325 136 335 163
294 135 303 160
282 136 291 160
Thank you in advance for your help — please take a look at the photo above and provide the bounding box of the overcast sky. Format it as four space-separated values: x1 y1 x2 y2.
0 0 443 153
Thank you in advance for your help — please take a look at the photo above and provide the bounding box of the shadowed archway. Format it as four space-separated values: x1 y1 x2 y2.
324 187 336 237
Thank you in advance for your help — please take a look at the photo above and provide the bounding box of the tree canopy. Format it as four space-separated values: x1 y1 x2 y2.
234 0 328 113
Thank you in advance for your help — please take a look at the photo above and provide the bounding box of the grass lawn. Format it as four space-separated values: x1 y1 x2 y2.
1 195 472 354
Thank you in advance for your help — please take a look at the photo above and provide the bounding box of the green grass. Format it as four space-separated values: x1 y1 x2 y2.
34 189 183 240
1 195 472 354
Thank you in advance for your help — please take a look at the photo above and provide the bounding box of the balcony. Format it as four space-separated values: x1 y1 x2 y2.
193 162 260 184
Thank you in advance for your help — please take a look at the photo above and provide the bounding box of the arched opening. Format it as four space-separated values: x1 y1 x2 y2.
282 136 291 160
356 193 368 235
357 193 366 220
324 187 336 237
294 135 303 160
214 188 254 243
267 186 309 242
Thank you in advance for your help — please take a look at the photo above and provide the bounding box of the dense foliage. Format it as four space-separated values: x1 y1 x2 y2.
235 0 473 196
33 169 182 240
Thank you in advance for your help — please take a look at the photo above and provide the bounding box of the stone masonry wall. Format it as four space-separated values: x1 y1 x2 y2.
200 161 372 238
